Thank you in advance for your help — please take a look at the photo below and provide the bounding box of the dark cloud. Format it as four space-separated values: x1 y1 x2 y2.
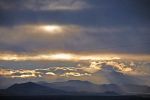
0 0 150 27
0 0 150 54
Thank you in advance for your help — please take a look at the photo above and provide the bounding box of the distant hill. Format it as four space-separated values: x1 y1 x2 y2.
38 80 122 94
0 82 67 96
0 80 150 96
38 80 150 95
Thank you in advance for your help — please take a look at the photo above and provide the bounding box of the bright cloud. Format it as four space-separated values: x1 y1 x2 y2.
0 52 122 61
0 52 150 61
45 72 56 76
81 61 102 73
60 72 91 77
0 24 79 36
0 68 41 78
0 59 149 79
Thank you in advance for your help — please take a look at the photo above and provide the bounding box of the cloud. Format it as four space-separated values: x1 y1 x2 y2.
0 23 150 54
37 0 91 11
0 67 91 78
0 59 149 79
0 24 150 53
0 0 91 11
79 60 134 74
0 68 41 78
0 24 81 52
45 72 56 76
0 52 122 61
0 24 81 43
0 24 129 37
0 24 79 36
80 61 102 73
105 61 133 72
0 51 150 62
1 59 150 86
60 72 91 77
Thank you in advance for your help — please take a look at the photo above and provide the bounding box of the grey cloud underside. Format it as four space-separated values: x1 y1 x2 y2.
0 0 150 54
0 0 150 27
0 26 150 54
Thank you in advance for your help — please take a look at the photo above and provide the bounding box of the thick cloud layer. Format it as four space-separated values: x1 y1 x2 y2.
0 0 150 54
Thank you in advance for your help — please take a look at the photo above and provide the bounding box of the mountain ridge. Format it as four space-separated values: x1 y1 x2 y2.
0 80 150 96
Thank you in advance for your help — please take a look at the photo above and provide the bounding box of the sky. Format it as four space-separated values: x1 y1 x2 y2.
0 0 150 88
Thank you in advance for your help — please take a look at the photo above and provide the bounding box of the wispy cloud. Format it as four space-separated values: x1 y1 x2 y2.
0 0 91 11
0 24 132 38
